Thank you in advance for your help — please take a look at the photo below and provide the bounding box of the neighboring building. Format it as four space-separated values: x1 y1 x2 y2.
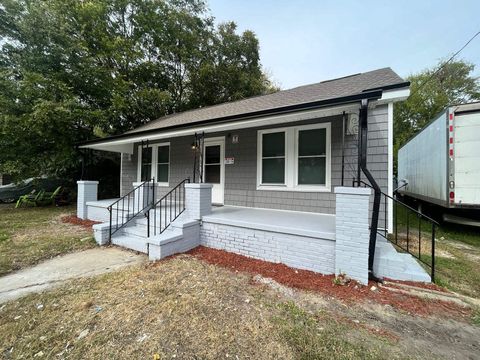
78 67 431 284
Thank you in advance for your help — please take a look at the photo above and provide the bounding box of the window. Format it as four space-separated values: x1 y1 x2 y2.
297 128 326 185
261 132 285 184
137 143 170 185
141 147 152 181
157 145 169 183
257 123 330 191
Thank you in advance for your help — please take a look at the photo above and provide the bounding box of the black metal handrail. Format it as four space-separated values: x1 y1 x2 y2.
108 178 155 240
146 178 190 237
353 179 439 282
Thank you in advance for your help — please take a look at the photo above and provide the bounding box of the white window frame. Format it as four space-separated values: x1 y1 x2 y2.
257 123 331 192
257 128 288 186
137 142 170 186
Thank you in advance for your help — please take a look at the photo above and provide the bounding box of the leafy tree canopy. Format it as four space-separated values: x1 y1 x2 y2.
394 60 480 173
0 0 276 180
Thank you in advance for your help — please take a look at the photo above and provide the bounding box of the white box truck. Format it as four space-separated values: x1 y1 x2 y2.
398 102 480 225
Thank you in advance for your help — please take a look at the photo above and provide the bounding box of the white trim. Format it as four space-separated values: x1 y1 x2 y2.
294 123 331 191
387 102 394 233
256 128 288 186
377 88 410 104
136 142 170 186
80 104 360 153
120 154 123 196
257 123 331 192
204 137 225 204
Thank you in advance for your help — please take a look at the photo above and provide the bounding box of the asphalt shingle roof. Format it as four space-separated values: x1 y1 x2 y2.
128 67 405 133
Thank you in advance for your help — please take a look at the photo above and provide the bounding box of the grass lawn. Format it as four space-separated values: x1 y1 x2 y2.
392 206 480 299
0 207 479 359
434 223 480 298
2 255 478 360
0 204 96 276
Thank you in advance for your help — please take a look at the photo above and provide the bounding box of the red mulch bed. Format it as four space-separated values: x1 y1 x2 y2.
61 215 100 229
187 246 471 318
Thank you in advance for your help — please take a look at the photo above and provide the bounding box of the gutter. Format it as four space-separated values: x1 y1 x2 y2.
358 99 382 278
78 90 384 147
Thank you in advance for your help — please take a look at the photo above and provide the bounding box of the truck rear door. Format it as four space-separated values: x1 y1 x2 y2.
454 111 480 205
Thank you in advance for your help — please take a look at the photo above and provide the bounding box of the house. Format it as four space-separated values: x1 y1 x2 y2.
78 67 432 284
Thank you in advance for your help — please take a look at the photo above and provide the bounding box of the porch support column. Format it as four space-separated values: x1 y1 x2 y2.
185 183 212 220
77 180 98 220
334 186 371 285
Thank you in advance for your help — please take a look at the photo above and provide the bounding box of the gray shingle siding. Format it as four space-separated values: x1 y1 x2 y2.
120 153 137 196
119 104 389 221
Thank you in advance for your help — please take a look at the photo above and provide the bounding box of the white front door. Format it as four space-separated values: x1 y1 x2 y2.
203 137 225 204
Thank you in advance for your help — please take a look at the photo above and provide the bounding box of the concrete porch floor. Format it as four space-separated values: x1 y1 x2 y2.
203 206 336 240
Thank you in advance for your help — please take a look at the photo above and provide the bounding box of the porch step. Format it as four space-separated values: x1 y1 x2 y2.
373 235 431 282
111 233 149 254
110 213 200 259
122 224 149 238
148 217 200 261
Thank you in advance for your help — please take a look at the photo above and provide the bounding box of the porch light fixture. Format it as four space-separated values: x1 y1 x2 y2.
191 142 197 150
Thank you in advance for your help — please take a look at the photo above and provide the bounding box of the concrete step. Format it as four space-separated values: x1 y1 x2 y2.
122 225 149 238
111 233 149 254
148 218 200 261
373 234 431 283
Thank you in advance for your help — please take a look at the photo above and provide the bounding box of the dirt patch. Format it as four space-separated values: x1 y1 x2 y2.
443 240 480 262
188 246 471 318
61 215 100 229
383 278 449 293
436 248 456 259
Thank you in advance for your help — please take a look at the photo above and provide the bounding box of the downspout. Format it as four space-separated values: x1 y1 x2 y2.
358 99 381 276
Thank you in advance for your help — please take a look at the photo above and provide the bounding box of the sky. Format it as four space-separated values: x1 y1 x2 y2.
209 0 480 89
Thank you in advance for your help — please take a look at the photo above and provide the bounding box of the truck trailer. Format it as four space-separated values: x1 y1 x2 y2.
398 102 480 225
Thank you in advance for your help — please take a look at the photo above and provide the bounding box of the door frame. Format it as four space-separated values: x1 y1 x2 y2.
203 136 225 205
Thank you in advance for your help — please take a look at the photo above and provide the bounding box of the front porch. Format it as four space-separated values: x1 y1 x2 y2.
204 206 335 240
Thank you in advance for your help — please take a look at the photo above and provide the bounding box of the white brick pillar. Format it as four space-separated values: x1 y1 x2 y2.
133 182 155 210
334 187 371 285
185 183 212 220
77 180 99 220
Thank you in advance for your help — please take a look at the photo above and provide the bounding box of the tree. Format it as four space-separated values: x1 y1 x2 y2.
394 60 480 174
0 0 276 181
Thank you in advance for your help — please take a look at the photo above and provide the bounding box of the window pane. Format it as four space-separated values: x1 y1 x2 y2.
299 129 326 156
262 158 285 184
262 132 285 157
142 147 152 163
141 164 151 181
298 157 326 185
205 164 221 183
157 164 169 183
205 145 220 164
157 145 169 163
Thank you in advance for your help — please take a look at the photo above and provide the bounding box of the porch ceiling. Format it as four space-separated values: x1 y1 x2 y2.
80 103 360 154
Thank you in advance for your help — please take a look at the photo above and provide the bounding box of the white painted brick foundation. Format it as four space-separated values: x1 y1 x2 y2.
200 222 335 274
334 187 371 285
77 181 99 220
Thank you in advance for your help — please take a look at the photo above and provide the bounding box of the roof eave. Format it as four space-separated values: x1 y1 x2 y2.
78 89 387 148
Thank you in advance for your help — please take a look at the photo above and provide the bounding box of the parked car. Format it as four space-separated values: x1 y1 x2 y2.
0 178 64 203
